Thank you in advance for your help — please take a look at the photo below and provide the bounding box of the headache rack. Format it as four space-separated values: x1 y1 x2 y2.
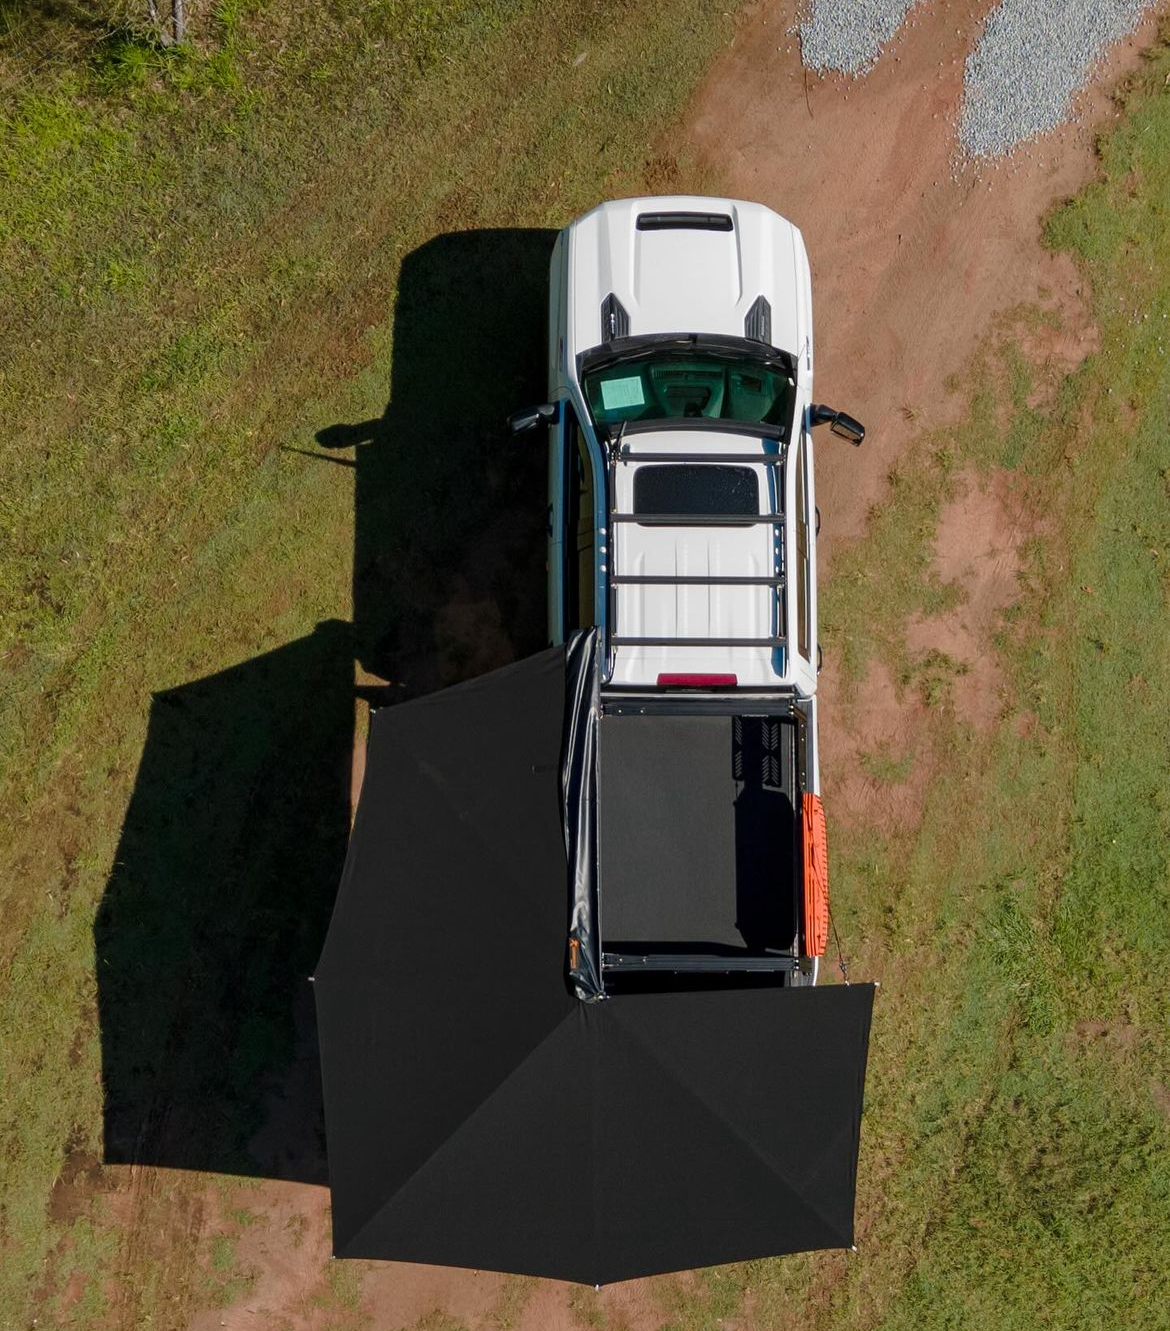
603 445 788 653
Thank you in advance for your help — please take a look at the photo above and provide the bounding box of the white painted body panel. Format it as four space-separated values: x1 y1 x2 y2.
564 197 812 377
608 430 780 688
547 195 820 714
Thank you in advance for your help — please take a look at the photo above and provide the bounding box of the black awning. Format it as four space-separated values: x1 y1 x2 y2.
314 642 873 1284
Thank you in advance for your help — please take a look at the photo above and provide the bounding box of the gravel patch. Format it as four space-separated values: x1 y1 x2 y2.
798 0 1159 161
797 0 922 75
960 0 1156 157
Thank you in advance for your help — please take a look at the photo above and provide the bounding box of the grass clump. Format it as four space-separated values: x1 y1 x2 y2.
819 437 961 682
204 1231 257 1306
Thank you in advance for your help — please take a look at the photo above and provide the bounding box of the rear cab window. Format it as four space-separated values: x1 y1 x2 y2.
633 464 759 518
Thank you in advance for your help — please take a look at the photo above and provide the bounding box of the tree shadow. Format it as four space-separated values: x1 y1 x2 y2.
0 0 136 52
0 0 111 27
96 228 558 1180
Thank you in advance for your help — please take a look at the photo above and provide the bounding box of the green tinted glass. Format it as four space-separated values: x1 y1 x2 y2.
584 352 794 428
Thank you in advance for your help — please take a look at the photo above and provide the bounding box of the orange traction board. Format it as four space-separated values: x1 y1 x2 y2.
801 792 829 957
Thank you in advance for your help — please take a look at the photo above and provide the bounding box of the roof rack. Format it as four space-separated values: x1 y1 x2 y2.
611 575 783 586
602 441 788 657
615 451 785 463
608 636 786 648
610 512 783 527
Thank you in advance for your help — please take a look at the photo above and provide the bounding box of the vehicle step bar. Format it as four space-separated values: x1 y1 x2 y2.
608 635 786 648
610 512 784 526
610 574 785 586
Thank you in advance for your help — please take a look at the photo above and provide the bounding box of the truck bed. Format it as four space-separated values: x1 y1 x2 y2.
597 709 800 959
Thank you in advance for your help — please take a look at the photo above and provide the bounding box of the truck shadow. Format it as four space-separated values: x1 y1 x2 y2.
95 228 556 1180
317 227 556 696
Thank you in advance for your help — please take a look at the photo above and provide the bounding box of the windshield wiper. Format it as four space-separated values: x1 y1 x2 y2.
606 415 628 463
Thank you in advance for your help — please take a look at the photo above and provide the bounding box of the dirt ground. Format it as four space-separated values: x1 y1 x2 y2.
99 2 1167 1327
689 0 1164 832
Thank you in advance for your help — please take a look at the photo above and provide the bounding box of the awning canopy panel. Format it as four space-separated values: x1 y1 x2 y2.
314 643 873 1284
314 648 576 1249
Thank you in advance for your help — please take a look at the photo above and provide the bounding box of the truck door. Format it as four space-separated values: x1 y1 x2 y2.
563 403 597 632
549 402 598 641
793 431 818 693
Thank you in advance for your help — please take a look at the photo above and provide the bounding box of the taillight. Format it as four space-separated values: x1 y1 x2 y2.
656 673 738 688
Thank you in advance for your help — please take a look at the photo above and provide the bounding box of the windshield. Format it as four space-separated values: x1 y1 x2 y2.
583 347 795 432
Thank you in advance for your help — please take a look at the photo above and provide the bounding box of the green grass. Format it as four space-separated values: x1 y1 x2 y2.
3 3 1170 1329
0 0 735 1325
568 1286 607 1330
819 432 963 683
325 1260 364 1312
859 744 915 786
485 1275 537 1329
413 1313 470 1331
46 1215 118 1327
659 38 1170 1331
204 1231 256 1307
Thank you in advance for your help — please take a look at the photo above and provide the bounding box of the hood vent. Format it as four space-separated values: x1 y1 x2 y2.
601 292 630 342
744 294 772 344
635 211 734 232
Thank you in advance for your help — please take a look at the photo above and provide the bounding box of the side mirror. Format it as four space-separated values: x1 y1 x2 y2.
508 402 558 435
829 412 865 445
809 404 865 446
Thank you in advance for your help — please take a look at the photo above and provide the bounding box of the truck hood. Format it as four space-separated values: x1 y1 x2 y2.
566 196 812 370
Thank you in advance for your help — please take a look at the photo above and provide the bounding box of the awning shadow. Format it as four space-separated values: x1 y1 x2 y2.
96 228 559 1181
96 622 353 1180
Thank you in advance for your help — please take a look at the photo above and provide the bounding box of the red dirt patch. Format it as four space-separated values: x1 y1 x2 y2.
818 656 930 830
1074 1019 1142 1053
434 586 516 688
1015 307 1101 403
350 711 368 820
360 1264 506 1329
187 1182 332 1331
905 467 1027 730
49 1148 107 1226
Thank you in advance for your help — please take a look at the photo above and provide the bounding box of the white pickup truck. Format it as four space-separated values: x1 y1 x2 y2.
511 197 864 994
